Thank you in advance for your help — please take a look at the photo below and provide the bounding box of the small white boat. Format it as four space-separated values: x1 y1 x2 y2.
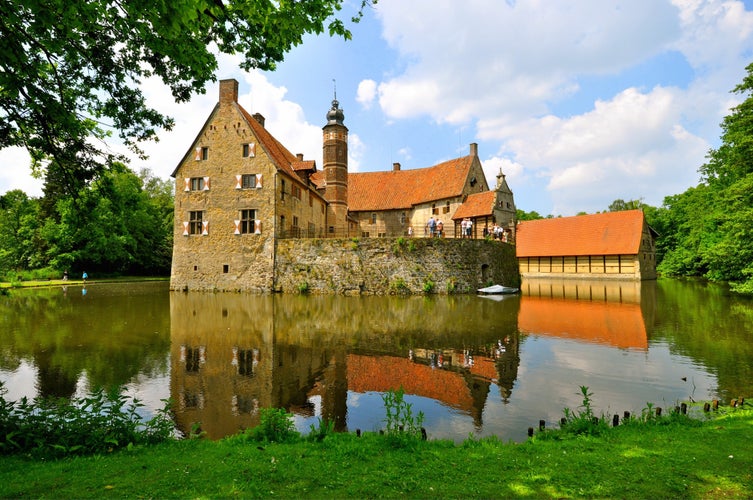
477 284 520 295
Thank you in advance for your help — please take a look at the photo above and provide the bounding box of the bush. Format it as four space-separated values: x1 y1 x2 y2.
382 388 425 448
244 408 299 443
0 383 174 459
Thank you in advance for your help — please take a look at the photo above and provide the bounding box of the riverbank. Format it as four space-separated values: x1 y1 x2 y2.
2 407 751 499
0 276 168 289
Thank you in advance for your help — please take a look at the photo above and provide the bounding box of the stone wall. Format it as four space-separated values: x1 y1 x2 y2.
274 237 520 295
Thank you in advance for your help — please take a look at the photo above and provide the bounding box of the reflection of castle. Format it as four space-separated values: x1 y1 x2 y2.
169 293 521 438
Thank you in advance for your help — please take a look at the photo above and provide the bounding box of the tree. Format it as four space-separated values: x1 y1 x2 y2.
657 62 753 293
0 190 40 274
607 198 648 212
0 0 373 192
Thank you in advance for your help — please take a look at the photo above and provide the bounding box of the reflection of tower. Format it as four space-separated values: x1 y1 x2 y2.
495 334 520 402
322 92 348 235
320 349 348 432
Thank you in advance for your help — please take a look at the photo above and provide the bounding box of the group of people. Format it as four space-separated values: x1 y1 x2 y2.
460 218 474 238
426 216 444 238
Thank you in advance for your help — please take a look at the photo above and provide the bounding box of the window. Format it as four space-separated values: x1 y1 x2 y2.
189 211 203 235
239 209 256 234
443 201 450 214
309 192 313 207
292 184 302 199
242 143 256 158
432 204 438 215
242 174 257 189
361 231 370 237
371 213 377 224
194 147 208 161
190 177 205 191
400 212 406 225
223 264 229 273
280 215 286 232
281 179 286 201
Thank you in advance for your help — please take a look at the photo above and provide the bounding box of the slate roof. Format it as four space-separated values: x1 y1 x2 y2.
452 191 495 219
516 210 647 257
311 155 475 212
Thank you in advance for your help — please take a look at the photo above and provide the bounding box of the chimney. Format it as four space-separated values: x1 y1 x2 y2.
252 113 265 127
470 143 478 157
296 153 304 160
219 79 238 104
393 162 401 171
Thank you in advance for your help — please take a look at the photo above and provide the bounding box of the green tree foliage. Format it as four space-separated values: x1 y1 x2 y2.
0 165 173 277
657 62 753 292
0 0 373 192
516 209 545 221
0 190 40 273
607 198 648 212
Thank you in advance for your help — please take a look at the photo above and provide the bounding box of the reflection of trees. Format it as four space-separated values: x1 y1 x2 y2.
650 280 753 402
0 283 170 398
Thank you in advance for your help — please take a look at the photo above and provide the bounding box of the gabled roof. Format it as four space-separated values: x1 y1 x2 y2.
516 210 649 257
331 156 475 212
452 191 495 219
172 101 309 187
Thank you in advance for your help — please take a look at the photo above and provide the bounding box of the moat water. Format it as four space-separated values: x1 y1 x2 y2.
1 279 751 442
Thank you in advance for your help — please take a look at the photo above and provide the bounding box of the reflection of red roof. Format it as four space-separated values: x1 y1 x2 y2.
518 296 648 349
347 354 474 411
516 210 646 257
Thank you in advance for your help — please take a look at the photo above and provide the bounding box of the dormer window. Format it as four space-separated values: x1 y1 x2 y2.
194 146 209 161
242 143 256 158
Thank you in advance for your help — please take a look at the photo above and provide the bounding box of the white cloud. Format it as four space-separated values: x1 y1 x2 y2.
356 79 378 109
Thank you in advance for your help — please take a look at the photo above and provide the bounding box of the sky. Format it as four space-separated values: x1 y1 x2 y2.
2 0 753 216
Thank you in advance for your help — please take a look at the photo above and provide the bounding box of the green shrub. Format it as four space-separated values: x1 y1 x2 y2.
389 278 410 295
297 281 310 294
558 386 610 437
382 388 425 448
0 383 174 459
423 280 435 293
446 278 457 294
245 408 299 443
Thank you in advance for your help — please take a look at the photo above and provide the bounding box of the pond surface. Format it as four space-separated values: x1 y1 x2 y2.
1 279 751 442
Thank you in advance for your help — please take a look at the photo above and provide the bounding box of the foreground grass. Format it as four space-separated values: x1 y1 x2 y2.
1 409 751 499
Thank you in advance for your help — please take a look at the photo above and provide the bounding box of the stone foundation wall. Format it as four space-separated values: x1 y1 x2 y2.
274 237 520 295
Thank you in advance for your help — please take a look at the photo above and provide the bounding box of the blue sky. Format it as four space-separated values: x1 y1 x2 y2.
2 0 753 215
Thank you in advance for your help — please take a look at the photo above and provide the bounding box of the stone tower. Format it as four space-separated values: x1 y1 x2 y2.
322 96 348 235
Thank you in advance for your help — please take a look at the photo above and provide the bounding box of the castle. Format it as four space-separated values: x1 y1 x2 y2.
170 79 517 292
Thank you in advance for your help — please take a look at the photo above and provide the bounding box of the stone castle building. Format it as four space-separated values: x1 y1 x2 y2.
170 79 518 292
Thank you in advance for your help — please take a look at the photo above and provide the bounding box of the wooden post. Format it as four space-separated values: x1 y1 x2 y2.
731 399 738 408
681 403 687 414
656 407 662 417
527 427 534 437
560 417 567 427
612 414 620 427
623 410 630 420
703 403 710 412
539 419 546 431
712 399 719 410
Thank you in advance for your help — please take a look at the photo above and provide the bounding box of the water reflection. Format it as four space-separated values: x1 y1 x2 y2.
168 293 520 439
1 279 751 443
520 279 651 349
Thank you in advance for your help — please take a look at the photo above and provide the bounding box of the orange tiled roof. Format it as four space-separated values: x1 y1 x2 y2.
341 156 475 212
452 191 495 219
516 210 646 257
518 296 648 349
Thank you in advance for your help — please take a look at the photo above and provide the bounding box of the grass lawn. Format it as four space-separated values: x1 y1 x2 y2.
0 276 168 289
1 408 751 499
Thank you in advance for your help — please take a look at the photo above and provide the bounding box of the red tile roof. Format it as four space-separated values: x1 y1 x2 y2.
328 156 475 212
452 191 495 219
516 210 646 257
